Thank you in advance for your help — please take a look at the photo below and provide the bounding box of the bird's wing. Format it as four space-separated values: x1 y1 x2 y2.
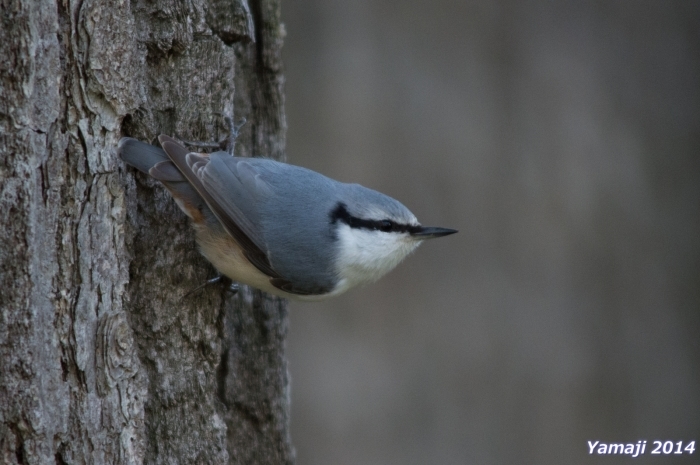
158 135 284 282
196 152 328 296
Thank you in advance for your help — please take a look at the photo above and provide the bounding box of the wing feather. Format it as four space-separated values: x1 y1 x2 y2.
158 135 282 281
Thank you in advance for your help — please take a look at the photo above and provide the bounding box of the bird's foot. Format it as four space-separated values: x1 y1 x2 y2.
179 114 247 154
183 275 239 299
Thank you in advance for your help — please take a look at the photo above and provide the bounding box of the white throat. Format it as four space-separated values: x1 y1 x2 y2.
332 223 421 294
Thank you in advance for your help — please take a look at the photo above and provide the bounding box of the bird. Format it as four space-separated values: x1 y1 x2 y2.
117 133 457 300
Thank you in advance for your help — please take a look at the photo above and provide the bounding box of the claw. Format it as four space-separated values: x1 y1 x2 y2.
227 281 240 295
183 275 239 299
178 114 247 154
222 115 247 154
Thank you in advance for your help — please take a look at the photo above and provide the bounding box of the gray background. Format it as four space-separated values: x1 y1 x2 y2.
280 1 700 464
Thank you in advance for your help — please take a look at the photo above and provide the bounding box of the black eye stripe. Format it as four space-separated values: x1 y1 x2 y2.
330 203 418 234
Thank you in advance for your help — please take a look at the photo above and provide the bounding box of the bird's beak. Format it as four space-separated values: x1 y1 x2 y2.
410 226 458 240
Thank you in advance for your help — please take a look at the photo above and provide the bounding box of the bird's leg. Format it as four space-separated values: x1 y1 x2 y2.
221 115 247 154
178 114 247 154
183 275 240 299
225 279 240 295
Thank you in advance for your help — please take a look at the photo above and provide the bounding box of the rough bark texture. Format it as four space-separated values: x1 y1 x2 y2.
0 0 293 463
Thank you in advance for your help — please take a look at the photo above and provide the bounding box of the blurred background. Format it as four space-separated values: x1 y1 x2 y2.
280 1 699 464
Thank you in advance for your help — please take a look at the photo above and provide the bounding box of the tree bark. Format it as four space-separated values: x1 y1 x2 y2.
0 0 293 463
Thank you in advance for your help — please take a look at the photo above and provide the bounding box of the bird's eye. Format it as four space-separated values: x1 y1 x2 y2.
379 220 393 232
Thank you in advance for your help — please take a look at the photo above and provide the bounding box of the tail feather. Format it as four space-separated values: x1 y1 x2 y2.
118 137 215 224
117 138 169 174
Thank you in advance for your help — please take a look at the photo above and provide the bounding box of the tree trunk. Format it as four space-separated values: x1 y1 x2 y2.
0 0 293 463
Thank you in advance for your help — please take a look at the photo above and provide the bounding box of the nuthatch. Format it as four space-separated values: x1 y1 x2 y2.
118 133 456 300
